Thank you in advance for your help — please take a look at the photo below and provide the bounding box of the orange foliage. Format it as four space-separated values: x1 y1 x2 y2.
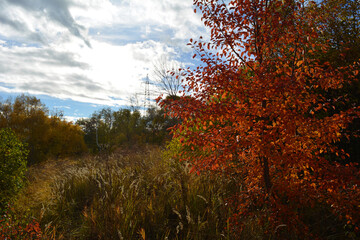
160 0 360 236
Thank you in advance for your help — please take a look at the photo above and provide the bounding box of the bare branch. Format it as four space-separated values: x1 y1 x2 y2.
151 56 183 98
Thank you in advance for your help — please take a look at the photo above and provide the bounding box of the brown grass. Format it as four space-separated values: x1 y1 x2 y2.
14 146 236 239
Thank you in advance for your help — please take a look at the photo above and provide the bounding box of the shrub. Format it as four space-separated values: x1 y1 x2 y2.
0 204 44 240
0 128 28 209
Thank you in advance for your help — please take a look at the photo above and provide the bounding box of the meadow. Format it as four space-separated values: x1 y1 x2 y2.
3 146 241 239
2 145 354 239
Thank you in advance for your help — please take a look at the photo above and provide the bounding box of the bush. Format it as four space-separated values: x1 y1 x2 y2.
0 128 28 209
0 204 44 240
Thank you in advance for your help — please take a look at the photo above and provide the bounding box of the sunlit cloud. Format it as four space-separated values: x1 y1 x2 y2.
0 0 207 115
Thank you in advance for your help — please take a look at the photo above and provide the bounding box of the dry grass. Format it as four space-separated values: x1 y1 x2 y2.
14 146 236 240
12 145 353 239
19 158 78 206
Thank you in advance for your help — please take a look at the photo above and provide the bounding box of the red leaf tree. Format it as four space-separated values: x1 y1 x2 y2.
160 0 360 237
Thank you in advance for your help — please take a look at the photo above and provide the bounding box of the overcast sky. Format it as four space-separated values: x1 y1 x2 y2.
0 0 207 121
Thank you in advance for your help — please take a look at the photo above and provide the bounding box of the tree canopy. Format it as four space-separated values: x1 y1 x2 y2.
160 0 360 237
0 95 87 164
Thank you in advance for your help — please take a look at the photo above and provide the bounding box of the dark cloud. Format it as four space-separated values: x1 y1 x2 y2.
0 46 89 74
35 49 90 68
5 72 109 102
1 0 91 47
0 15 46 44
0 45 107 101
67 74 108 93
18 81 62 94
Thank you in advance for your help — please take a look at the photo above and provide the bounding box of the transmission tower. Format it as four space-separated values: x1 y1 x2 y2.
144 74 150 115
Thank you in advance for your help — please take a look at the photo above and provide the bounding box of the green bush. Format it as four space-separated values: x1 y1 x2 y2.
0 128 28 209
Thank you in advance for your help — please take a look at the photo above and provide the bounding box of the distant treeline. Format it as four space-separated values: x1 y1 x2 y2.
76 106 177 154
0 94 176 164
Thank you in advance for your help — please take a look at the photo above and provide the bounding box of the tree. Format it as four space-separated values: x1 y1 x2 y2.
144 106 178 144
0 128 28 209
112 109 144 145
78 108 151 153
76 116 99 153
47 116 87 158
0 95 87 163
159 0 360 237
152 56 183 98
0 95 49 164
313 0 360 164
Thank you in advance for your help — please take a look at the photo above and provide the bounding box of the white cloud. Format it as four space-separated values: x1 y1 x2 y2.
63 115 79 123
0 0 91 46
0 39 176 106
54 105 71 109
0 0 207 109
70 0 205 43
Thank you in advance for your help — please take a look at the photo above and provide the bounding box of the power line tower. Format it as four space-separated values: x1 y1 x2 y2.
144 74 150 115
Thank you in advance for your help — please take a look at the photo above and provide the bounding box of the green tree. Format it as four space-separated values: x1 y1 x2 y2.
76 117 99 153
145 106 178 144
112 109 144 145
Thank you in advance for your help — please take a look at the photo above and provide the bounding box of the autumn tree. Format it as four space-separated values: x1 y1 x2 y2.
0 95 87 163
159 0 360 237
47 116 87 158
0 95 50 163
313 0 360 164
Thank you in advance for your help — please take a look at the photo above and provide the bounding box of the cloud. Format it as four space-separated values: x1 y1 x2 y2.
0 39 176 106
0 0 207 110
0 0 91 46
63 115 78 123
122 0 203 37
0 0 206 47
72 0 206 45
0 0 204 46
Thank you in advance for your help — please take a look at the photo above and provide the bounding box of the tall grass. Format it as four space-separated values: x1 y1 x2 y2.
19 147 236 239
12 146 355 239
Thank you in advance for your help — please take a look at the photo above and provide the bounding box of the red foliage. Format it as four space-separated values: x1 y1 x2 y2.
160 0 360 236
0 206 43 240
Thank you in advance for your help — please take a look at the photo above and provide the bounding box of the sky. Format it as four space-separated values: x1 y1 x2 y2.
0 0 208 122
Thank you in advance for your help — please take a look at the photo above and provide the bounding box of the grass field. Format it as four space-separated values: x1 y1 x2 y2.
11 146 238 239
